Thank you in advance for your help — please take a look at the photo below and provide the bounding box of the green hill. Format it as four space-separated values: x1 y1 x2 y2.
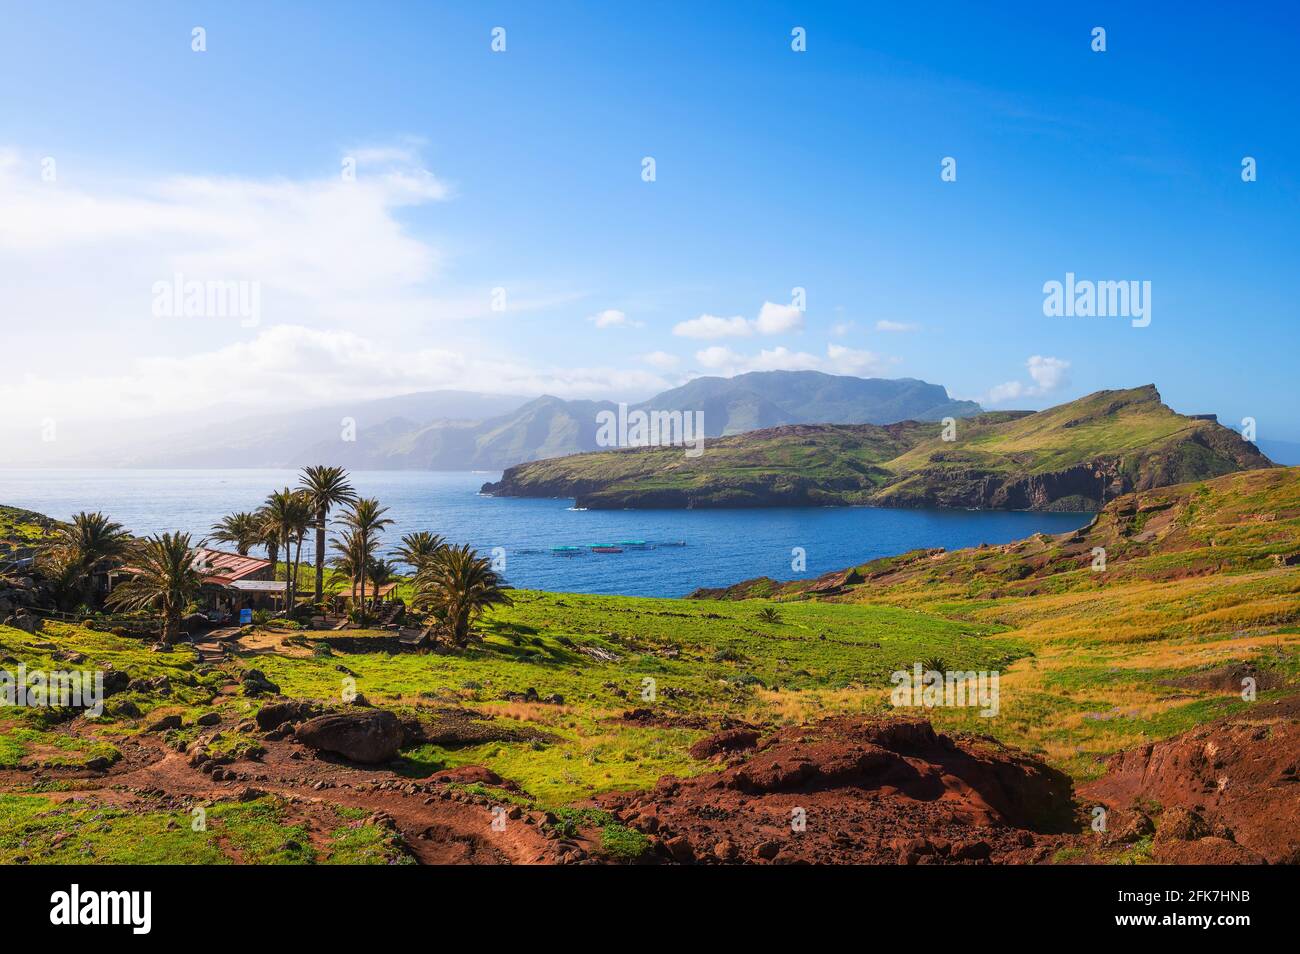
482 385 1272 511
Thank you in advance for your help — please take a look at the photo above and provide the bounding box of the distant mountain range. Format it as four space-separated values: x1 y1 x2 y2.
90 371 981 471
483 385 1275 511
103 391 532 469
290 372 980 471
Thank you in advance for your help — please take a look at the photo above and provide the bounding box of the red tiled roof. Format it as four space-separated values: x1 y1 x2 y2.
192 547 272 584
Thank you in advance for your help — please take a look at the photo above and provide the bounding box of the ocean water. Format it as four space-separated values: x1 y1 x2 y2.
0 469 1090 598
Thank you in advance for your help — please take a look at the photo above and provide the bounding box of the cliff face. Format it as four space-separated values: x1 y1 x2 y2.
481 386 1275 512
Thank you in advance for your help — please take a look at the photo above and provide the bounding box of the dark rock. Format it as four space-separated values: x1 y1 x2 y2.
255 699 325 731
240 669 280 697
689 728 760 760
294 709 404 764
664 835 694 863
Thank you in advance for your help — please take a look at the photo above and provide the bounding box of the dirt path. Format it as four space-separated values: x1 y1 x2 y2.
0 726 573 865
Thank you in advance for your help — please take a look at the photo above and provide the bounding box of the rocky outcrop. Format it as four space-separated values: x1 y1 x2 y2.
1081 695 1300 865
293 709 404 764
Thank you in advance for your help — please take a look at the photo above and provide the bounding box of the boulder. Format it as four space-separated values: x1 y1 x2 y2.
294 709 404 764
241 669 280 697
688 728 759 760
3 613 41 634
255 699 327 731
101 669 130 696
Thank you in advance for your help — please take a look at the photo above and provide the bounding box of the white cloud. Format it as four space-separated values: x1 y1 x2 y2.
1027 355 1070 391
673 314 753 339
0 144 604 427
0 324 675 426
986 381 1026 404
987 355 1071 404
673 300 804 339
755 301 804 335
695 346 745 368
642 350 680 370
830 321 854 337
588 308 641 329
693 344 897 377
875 320 920 332
825 344 898 376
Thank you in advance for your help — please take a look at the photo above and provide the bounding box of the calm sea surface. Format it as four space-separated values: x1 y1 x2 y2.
0 469 1090 597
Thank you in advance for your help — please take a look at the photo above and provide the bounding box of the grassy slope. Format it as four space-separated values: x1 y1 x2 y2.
489 421 929 504
0 467 1296 861
693 467 1300 776
485 386 1270 510
0 506 60 563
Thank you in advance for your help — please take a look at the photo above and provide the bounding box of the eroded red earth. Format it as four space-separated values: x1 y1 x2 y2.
4 695 1295 864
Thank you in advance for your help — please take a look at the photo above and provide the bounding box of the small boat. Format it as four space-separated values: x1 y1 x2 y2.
656 540 686 547
551 546 584 557
590 545 624 553
618 540 649 549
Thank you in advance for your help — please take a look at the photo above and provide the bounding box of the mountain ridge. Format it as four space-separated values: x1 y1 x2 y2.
481 385 1274 511
287 371 981 470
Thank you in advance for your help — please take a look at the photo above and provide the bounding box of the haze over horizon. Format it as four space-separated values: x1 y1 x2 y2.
2 1 1297 446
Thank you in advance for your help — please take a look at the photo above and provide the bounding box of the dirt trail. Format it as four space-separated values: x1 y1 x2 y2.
0 729 569 865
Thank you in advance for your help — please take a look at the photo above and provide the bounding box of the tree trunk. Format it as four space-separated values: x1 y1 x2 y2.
163 609 180 644
292 534 304 609
287 541 296 611
314 511 326 606
357 552 367 625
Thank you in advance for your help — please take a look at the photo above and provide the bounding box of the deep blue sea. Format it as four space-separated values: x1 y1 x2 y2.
0 469 1090 597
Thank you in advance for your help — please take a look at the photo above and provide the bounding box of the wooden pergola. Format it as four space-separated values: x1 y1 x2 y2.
337 582 399 602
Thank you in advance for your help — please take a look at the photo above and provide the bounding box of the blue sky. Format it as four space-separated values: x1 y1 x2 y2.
2 1 1297 441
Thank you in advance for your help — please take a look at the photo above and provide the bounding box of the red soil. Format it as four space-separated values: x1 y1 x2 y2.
1081 694 1300 864
594 716 1077 864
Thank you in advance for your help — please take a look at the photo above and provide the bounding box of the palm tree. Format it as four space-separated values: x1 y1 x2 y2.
328 530 364 600
331 498 393 624
261 489 311 610
106 532 203 643
36 511 134 609
394 531 446 573
254 506 281 569
297 465 356 607
412 544 512 647
368 557 398 606
209 511 261 556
